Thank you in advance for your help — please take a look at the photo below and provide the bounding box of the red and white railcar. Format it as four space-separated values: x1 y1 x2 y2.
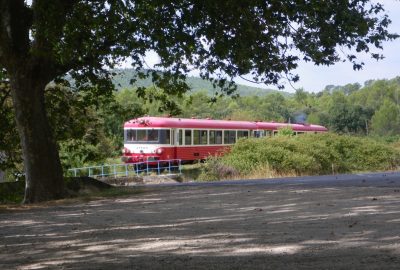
122 116 328 163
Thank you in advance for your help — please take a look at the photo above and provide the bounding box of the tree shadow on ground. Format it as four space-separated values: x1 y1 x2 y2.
1 179 400 269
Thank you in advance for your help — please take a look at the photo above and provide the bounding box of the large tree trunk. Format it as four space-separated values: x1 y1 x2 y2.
10 64 65 203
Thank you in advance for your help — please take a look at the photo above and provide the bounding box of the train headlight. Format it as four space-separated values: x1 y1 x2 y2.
156 148 164 155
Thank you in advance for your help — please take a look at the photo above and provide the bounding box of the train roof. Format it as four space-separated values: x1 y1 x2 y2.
124 116 328 132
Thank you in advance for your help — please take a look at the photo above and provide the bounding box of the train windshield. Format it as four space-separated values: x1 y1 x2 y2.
125 129 170 144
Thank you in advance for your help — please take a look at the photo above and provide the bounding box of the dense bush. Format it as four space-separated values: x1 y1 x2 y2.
198 156 239 181
202 133 400 179
0 181 25 204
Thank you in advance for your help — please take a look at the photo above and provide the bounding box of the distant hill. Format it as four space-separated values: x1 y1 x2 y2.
112 69 290 96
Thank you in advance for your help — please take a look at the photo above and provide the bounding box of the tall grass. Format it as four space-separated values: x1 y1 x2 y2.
199 133 400 180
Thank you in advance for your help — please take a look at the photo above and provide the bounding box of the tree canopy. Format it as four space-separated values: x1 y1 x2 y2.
2 1 397 93
0 0 397 202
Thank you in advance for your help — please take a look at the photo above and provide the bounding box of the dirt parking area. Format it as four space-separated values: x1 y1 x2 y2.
1 176 400 270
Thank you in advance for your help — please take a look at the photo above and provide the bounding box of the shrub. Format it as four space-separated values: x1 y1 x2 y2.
277 126 294 137
0 181 25 204
200 133 400 180
198 156 239 181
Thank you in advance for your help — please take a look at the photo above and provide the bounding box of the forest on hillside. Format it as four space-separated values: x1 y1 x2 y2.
109 76 400 136
112 69 287 97
1 75 400 180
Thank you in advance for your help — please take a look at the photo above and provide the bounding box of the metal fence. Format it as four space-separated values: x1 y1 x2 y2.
67 159 181 178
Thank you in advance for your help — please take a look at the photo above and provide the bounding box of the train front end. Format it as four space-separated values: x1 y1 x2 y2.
122 118 173 163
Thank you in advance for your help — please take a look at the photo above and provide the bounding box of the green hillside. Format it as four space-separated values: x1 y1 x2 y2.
112 69 289 96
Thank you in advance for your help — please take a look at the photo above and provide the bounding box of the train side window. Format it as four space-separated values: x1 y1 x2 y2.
194 130 208 145
185 130 192 145
253 130 265 138
148 129 159 141
265 130 271 137
193 130 200 145
210 130 223 144
216 130 222 144
224 130 236 144
126 130 136 142
273 130 278 136
231 131 237 143
161 129 170 144
209 130 216 144
237 130 249 139
201 130 208 144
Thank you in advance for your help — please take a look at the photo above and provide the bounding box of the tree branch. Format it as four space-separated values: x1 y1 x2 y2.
33 0 78 46
21 0 79 79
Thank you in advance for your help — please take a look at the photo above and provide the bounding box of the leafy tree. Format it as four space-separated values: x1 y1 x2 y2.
307 112 322 125
180 91 215 119
346 105 374 134
342 83 361 96
227 110 258 121
102 88 147 138
294 88 309 106
1 80 115 180
0 1 396 202
326 91 373 134
350 79 400 111
371 99 400 136
225 95 260 120
260 93 292 122
44 85 95 142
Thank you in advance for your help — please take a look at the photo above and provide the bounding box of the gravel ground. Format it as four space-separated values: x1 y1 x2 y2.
1 175 400 270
